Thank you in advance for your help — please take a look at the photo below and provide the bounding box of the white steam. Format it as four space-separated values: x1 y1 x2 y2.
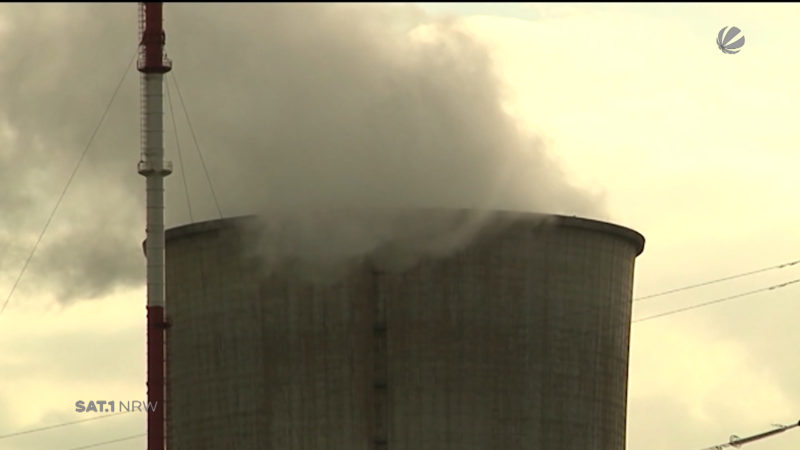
0 3 603 299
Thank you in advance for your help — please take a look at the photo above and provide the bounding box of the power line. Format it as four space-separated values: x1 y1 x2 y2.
0 48 138 316
698 420 800 450
170 71 224 220
0 411 133 440
635 258 800 301
165 73 194 222
63 433 145 450
632 277 800 323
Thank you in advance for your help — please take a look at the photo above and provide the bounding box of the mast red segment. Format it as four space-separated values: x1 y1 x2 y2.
138 2 172 74
147 306 167 450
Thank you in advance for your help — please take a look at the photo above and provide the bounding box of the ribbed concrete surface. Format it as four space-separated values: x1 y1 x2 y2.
164 211 644 450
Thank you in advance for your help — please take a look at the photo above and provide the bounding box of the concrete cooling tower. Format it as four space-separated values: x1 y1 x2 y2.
164 210 645 450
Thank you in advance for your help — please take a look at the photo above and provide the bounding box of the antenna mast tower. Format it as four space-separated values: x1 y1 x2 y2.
138 2 172 450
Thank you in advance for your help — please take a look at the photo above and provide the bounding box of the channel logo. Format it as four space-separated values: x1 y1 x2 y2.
75 400 157 413
717 26 745 54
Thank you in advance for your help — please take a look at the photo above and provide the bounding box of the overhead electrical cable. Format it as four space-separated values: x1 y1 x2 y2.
697 420 800 449
635 258 800 301
632 277 800 323
62 433 145 450
0 411 133 440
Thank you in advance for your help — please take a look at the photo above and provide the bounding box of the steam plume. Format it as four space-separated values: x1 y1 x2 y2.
0 4 603 301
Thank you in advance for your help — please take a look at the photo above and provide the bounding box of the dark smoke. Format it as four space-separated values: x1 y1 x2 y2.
0 4 604 302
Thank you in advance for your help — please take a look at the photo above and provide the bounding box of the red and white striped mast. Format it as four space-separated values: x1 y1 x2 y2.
138 3 172 450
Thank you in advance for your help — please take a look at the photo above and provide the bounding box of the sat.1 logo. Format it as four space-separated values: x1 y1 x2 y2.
717 26 745 54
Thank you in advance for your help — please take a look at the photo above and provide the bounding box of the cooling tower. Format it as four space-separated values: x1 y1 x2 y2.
164 210 645 450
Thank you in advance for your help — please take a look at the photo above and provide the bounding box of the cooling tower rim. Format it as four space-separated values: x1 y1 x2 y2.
165 210 644 255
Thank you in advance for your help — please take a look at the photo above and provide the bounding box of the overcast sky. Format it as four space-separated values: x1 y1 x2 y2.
1 3 799 450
